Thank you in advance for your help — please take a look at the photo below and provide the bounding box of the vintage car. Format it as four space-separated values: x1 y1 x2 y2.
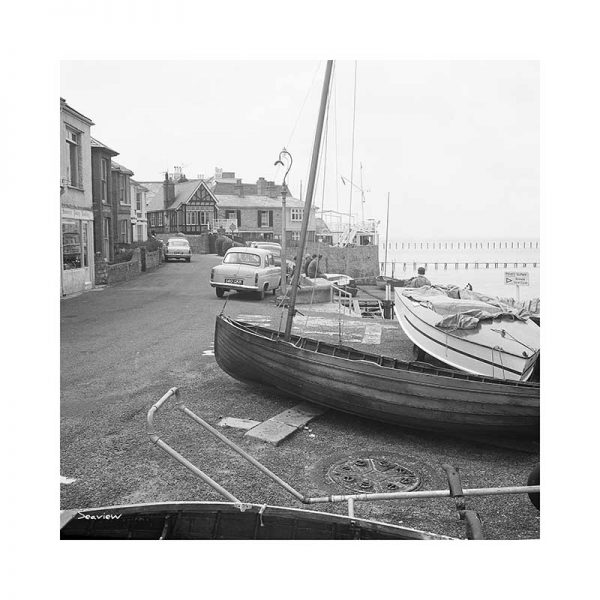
164 238 192 262
210 247 281 299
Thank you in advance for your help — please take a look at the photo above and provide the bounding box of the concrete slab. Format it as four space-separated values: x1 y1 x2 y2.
218 417 261 431
244 403 327 445
244 420 298 445
270 403 328 428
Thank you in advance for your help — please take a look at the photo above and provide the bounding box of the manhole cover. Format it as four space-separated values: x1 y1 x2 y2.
326 455 421 494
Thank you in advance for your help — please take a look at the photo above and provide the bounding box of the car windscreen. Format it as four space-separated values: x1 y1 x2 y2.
168 240 189 247
223 252 261 267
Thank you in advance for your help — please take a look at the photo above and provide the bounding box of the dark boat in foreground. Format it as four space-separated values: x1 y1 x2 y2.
214 314 540 438
60 501 451 540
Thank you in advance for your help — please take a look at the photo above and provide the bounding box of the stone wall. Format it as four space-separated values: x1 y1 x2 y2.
94 252 108 285
143 248 162 271
106 248 141 285
286 244 379 279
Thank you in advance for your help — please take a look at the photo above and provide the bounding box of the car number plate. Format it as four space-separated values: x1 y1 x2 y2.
224 278 243 284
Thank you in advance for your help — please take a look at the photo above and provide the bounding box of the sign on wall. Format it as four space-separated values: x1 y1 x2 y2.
504 271 529 286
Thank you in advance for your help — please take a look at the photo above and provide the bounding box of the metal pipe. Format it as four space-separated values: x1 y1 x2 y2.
147 386 240 502
304 485 540 505
177 404 306 502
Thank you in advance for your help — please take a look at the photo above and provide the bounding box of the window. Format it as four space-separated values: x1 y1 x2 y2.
120 219 128 242
291 208 304 222
66 128 81 187
200 211 209 225
259 210 272 228
223 252 261 267
101 159 108 201
62 220 81 269
291 231 300 241
136 224 144 240
103 218 111 256
226 210 237 220
119 175 128 204
136 191 142 212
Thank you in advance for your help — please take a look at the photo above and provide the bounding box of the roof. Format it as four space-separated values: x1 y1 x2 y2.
130 179 149 192
60 98 94 126
90 137 119 157
214 194 305 209
139 179 217 212
111 160 134 176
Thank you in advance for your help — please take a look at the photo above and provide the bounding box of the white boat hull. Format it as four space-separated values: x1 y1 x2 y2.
395 291 540 382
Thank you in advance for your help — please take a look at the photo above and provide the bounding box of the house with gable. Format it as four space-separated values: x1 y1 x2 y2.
130 180 149 242
141 169 218 236
208 169 316 245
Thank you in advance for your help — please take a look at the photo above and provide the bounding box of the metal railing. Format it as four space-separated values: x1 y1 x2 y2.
147 387 540 540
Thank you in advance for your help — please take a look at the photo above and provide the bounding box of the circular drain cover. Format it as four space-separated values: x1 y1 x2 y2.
326 455 421 494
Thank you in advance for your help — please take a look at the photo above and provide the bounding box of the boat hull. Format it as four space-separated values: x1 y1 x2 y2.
395 291 540 382
214 315 539 438
60 502 451 540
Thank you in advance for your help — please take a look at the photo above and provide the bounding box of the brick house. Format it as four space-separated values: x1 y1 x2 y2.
141 170 218 235
209 170 316 244
111 161 135 245
60 98 95 296
90 137 119 262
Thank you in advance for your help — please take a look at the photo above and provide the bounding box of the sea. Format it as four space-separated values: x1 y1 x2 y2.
379 238 540 301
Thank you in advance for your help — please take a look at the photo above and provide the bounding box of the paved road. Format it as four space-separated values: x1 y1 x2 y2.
60 255 539 539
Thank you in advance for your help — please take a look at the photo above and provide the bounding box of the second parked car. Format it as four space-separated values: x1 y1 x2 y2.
164 238 192 262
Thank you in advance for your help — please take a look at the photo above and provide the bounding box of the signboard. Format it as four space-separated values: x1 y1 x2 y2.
504 271 529 286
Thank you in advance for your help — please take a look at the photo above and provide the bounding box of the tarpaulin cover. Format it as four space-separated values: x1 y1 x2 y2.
401 286 533 330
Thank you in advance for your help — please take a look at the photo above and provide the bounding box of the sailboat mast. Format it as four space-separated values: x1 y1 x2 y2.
384 192 390 276
284 60 334 341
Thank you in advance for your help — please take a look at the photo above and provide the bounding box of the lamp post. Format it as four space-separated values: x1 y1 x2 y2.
274 148 293 296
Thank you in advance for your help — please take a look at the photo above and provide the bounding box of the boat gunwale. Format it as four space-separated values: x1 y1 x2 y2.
61 501 454 539
218 315 539 391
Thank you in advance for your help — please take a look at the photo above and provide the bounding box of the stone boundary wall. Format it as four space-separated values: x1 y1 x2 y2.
107 248 141 285
286 244 379 279
143 248 162 271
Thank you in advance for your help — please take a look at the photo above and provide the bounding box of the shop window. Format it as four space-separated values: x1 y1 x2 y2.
62 220 82 269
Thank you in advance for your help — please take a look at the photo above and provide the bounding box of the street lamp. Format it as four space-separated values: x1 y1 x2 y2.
274 148 293 295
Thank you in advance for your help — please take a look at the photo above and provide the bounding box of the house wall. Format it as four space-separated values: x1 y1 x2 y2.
216 206 316 238
91 149 115 261
60 101 95 296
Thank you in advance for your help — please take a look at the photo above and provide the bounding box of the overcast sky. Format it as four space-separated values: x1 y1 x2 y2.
61 60 539 240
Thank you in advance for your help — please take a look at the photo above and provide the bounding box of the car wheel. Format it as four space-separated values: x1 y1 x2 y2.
216 288 225 298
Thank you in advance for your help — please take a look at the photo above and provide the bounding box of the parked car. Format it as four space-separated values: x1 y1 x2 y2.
210 247 281 299
164 238 192 262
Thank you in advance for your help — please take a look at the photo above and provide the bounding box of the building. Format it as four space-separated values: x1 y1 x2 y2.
111 161 135 246
209 169 316 244
90 137 119 262
130 180 149 242
60 98 95 296
141 170 218 235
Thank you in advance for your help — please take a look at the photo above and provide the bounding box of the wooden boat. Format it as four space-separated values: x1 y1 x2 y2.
394 290 540 382
60 501 452 540
214 314 539 437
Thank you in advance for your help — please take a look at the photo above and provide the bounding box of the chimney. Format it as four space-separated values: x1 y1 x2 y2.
234 178 244 197
163 171 176 207
257 177 266 195
268 181 278 198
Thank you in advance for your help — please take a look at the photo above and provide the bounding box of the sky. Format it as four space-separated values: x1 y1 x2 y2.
60 60 539 240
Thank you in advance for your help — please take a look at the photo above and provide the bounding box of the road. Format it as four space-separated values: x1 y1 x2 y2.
60 255 540 539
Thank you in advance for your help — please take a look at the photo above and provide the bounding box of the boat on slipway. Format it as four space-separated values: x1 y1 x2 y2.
215 314 539 438
394 287 540 382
